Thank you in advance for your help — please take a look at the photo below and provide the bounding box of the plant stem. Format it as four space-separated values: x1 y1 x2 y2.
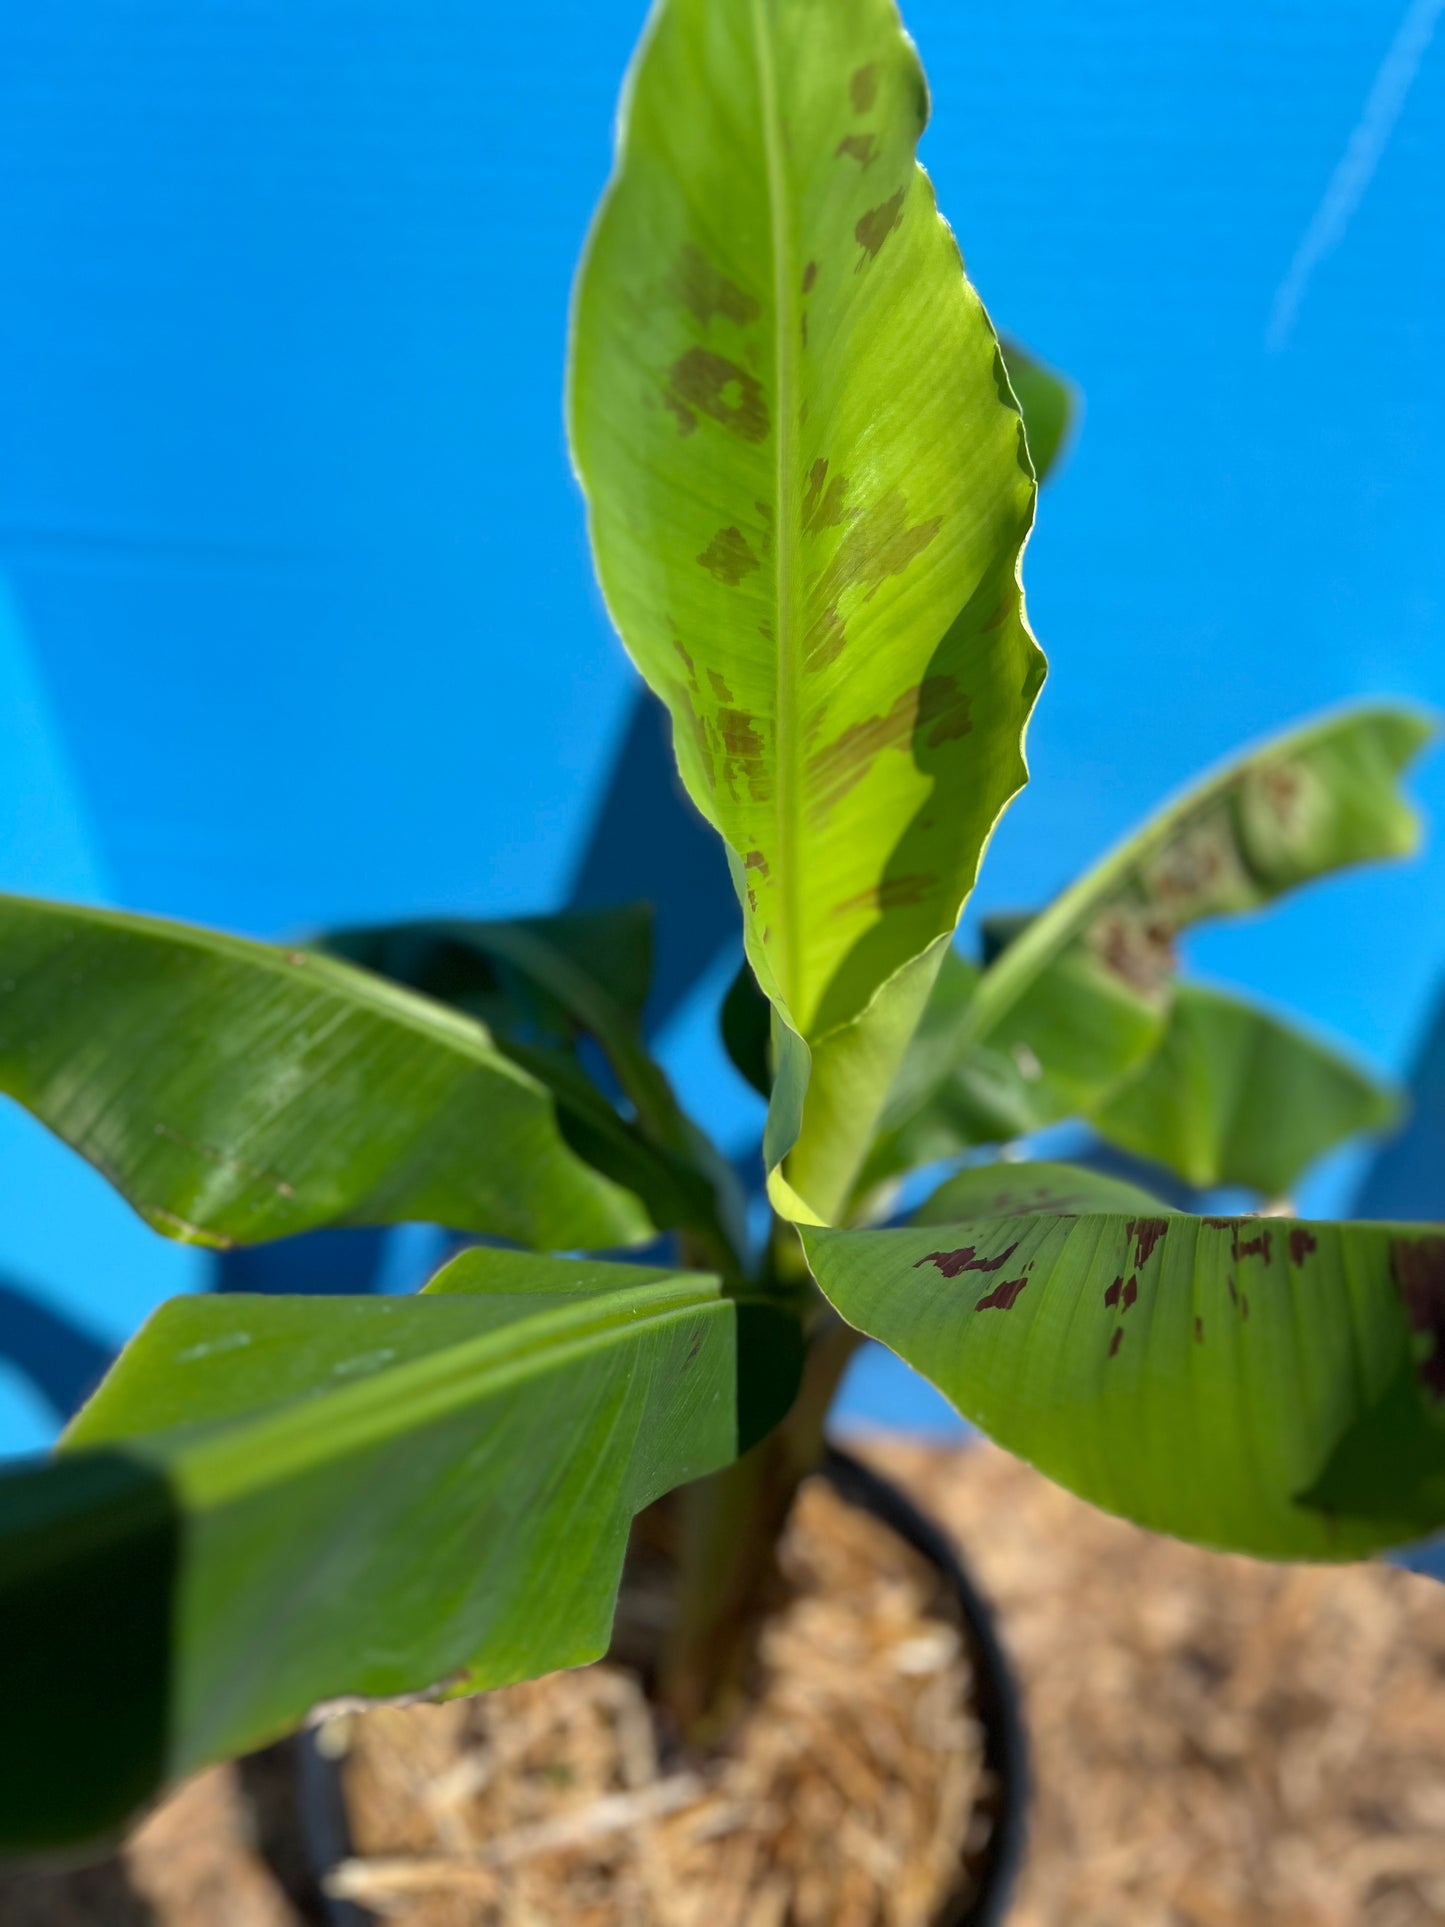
655 1309 862 1737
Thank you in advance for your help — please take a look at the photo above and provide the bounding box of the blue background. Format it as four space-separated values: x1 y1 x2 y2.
0 0 1442 1453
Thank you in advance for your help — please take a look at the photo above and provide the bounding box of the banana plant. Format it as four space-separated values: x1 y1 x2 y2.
1 0 1441 1854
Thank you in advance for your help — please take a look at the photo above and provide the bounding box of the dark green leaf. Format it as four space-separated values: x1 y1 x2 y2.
0 897 650 1252
999 337 1075 485
721 956 773 1098
0 1249 739 1848
324 908 744 1256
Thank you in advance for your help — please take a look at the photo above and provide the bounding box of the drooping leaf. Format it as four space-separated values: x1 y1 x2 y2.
803 1212 1445 1558
863 706 1433 1191
914 1157 1173 1223
0 897 650 1252
965 706 1432 1089
998 338 1075 486
1091 985 1397 1196
570 0 1043 1223
324 908 744 1257
0 1248 740 1848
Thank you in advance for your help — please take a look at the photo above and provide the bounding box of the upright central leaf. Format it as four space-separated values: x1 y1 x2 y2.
570 0 1043 1218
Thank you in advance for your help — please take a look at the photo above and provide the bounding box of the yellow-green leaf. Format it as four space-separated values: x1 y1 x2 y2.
570 0 1043 1221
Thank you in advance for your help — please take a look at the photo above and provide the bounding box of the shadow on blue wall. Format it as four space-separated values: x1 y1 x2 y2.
0 1278 113 1422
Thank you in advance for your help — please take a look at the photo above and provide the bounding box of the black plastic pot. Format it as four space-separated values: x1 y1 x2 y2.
822 1446 1028 1927
299 1445 1028 1927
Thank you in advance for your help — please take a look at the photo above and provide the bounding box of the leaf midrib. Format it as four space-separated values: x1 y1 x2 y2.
749 0 804 1021
67 1277 725 1510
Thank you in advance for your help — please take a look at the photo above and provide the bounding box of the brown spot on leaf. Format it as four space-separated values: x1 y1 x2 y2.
802 260 818 294
717 708 769 802
836 132 876 166
802 458 850 535
1109 1329 1124 1359
1104 1275 1124 1308
1288 1228 1318 1268
807 669 967 820
1089 908 1176 997
707 668 735 702
696 526 760 586
850 63 879 111
1234 1229 1273 1266
976 1276 1029 1311
745 849 769 878
1256 760 1306 827
808 603 847 670
664 348 770 443
855 188 905 265
806 486 942 668
672 634 697 683
671 245 759 329
1204 1217 1236 1230
915 1242 1020 1279
810 692 913 815
1127 1218 1170 1268
1145 821 1238 908
1241 1295 1251 1320
1194 1315 1205 1343
1391 1236 1445 1399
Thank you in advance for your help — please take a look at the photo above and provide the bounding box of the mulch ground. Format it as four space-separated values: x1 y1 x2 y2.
6 1438 1445 1925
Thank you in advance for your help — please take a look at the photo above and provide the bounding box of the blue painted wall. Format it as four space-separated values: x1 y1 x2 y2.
0 0 1441 1450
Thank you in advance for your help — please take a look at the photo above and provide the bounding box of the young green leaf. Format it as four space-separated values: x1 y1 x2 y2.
803 1212 1445 1559
0 897 651 1253
0 1249 739 1848
1091 985 1397 1195
570 0 1043 1222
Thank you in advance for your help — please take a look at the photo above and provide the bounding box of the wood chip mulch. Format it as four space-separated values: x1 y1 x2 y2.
873 1437 1445 1927
5 1438 1445 1925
